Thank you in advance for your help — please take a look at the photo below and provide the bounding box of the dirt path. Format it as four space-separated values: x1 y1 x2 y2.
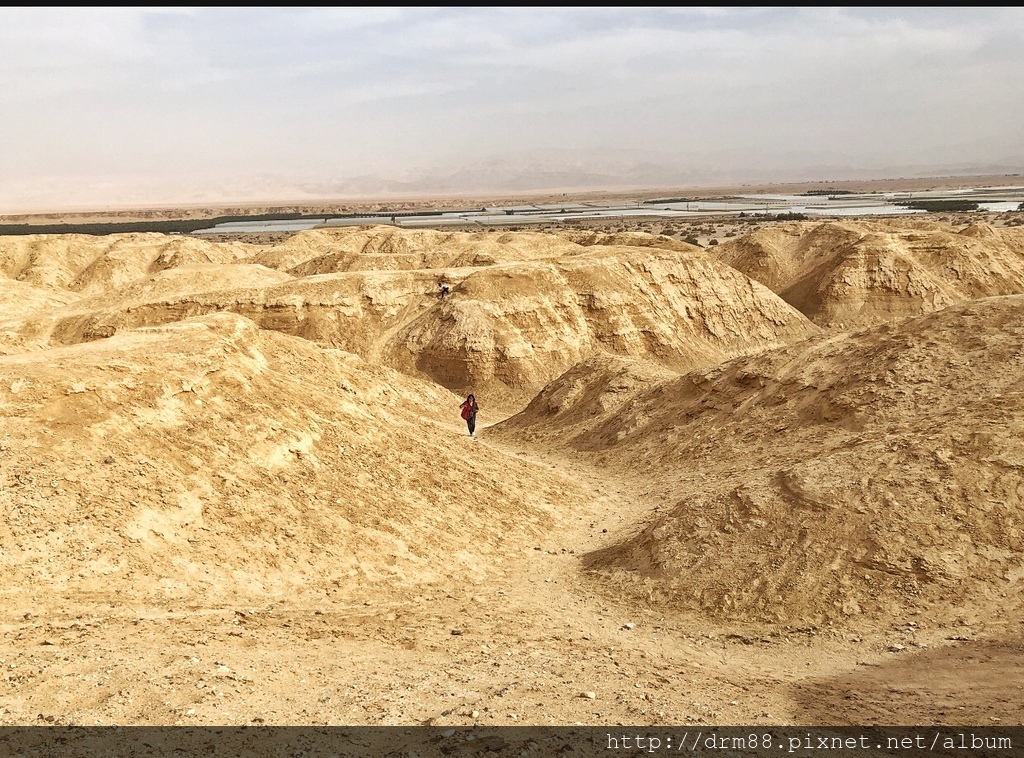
1 420 1021 727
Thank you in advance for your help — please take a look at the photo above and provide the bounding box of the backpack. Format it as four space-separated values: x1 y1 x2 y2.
461 403 473 420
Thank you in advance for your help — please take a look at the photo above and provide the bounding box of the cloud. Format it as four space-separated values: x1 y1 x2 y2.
1 7 1022 210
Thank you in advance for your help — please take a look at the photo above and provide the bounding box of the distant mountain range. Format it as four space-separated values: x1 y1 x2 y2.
4 152 1024 213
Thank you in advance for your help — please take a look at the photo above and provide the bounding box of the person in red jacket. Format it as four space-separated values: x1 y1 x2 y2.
460 394 479 437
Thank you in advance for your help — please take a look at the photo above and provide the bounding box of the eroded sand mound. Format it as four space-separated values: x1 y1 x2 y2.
11 221 1021 623
498 295 1024 625
0 280 78 355
3 217 1024 727
383 246 817 408
716 220 1024 327
4 231 817 411
0 233 255 295
467 354 676 447
247 226 594 275
557 229 699 253
0 312 572 604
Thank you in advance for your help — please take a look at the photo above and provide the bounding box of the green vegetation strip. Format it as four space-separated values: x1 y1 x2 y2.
0 209 470 236
896 200 980 212
0 213 306 236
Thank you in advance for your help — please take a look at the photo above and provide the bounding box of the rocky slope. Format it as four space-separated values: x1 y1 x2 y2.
497 295 1024 625
716 219 1024 327
3 227 816 411
0 312 574 604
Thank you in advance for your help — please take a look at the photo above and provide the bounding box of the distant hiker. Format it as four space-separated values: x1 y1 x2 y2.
460 394 479 437
438 281 450 299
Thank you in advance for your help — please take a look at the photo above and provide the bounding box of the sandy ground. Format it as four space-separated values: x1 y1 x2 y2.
3 426 1021 729
1 203 1023 730
0 481 1008 727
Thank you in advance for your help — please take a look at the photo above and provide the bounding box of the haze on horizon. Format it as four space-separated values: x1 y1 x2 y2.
2 7 1023 213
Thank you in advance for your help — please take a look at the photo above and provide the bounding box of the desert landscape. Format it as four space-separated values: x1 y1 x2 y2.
1 189 1023 733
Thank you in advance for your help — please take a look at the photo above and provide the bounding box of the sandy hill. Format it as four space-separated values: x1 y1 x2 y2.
0 232 255 295
3 229 817 412
1 223 821 599
246 226 604 275
556 229 698 253
0 280 77 355
0 312 576 605
381 246 816 408
715 219 1024 327
495 295 1024 626
3 218 1024 727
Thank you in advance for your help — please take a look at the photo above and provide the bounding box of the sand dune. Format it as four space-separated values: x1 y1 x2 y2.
247 227 594 274
556 229 699 253
716 219 1024 327
0 232 255 294
4 226 816 410
499 295 1024 625
0 312 574 604
2 217 1022 727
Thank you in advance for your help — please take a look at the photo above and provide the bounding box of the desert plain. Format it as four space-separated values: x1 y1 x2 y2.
1 180 1023 730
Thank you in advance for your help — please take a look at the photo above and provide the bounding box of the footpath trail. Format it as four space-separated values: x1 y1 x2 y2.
4 216 1024 732
2 420 1021 728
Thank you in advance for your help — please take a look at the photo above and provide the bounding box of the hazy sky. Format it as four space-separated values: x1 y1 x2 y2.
2 7 1023 211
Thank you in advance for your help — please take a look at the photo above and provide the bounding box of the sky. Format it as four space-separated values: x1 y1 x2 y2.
2 7 1023 212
